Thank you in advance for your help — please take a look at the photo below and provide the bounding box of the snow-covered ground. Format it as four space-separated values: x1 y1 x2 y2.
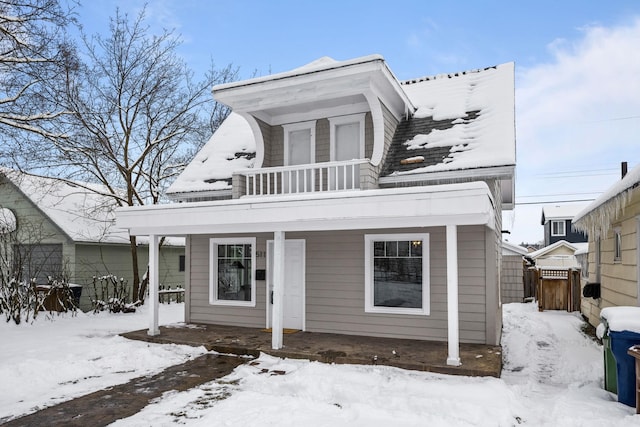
1 302 640 426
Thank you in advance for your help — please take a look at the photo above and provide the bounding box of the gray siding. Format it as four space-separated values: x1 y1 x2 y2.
189 234 268 327
501 255 524 303
187 225 489 344
74 243 185 310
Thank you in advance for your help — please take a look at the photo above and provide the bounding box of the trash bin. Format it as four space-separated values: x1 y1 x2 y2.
603 332 618 394
610 329 640 407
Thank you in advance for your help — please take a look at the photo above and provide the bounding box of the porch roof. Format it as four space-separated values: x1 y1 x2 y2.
116 182 495 236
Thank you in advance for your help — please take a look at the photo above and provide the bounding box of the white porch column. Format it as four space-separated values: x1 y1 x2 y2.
148 234 160 336
446 225 461 366
272 231 285 349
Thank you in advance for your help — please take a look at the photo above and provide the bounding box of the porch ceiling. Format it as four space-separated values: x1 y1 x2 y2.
116 182 495 236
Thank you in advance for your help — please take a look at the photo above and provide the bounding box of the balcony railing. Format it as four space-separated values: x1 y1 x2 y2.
233 159 373 198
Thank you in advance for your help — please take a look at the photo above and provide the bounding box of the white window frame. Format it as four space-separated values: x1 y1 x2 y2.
551 220 566 237
364 233 430 315
209 237 256 307
614 227 622 262
283 120 316 166
329 113 365 161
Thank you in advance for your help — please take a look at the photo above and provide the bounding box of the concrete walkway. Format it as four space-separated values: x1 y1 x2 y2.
123 323 502 377
2 354 244 427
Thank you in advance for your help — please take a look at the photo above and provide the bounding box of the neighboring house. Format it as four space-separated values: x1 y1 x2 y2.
540 203 589 246
0 170 185 310
117 54 516 366
525 240 586 270
574 163 640 327
501 241 527 303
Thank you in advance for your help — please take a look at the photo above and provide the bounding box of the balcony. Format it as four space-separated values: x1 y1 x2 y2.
232 159 376 198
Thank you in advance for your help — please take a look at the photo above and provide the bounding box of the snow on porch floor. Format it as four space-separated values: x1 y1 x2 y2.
121 324 502 377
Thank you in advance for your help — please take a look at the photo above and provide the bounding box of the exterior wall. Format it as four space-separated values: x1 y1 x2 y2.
189 233 269 327
581 188 640 327
74 243 185 310
0 176 73 282
501 255 524 303
545 219 587 246
187 225 492 344
259 113 375 169
257 118 272 168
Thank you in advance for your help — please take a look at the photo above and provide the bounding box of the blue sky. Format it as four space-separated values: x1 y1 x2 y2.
76 1 640 244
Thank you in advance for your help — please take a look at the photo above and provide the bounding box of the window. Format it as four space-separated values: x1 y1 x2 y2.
614 228 622 262
329 114 365 190
551 220 566 236
283 121 316 193
364 234 430 315
179 255 185 272
209 238 256 306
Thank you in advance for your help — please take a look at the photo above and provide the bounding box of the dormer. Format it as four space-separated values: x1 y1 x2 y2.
212 55 414 169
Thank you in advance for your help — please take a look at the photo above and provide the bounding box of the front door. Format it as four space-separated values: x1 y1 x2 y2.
267 239 305 330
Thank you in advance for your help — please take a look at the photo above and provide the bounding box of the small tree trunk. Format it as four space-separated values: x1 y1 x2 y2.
129 235 140 303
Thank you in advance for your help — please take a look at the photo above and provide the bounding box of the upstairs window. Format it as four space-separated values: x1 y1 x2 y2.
329 113 365 190
551 220 566 237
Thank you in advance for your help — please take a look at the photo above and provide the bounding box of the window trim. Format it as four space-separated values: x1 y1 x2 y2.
550 220 566 237
283 120 316 166
329 113 365 162
364 233 430 315
209 237 256 307
614 227 622 262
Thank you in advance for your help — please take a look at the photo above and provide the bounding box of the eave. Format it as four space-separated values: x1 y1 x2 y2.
117 183 495 237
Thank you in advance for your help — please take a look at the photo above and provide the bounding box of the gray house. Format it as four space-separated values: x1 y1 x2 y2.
541 203 588 246
117 55 516 366
0 170 185 310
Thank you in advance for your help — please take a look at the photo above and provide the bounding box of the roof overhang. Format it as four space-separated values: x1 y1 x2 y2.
379 165 515 210
116 183 496 237
213 55 414 125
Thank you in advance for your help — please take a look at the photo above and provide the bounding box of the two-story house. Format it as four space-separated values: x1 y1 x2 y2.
540 203 588 246
116 55 515 366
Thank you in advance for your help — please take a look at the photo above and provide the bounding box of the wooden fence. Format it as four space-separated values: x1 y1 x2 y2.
524 268 581 312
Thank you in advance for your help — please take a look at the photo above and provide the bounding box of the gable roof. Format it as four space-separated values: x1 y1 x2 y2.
2 170 183 246
527 240 579 260
167 56 515 199
381 63 515 177
574 163 640 239
540 202 590 225
502 240 528 256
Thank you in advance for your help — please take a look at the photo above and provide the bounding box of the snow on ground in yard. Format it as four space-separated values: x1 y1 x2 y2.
0 304 206 422
112 303 638 426
2 302 640 426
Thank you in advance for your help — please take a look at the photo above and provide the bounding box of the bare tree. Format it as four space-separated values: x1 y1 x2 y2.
0 0 76 156
44 7 237 301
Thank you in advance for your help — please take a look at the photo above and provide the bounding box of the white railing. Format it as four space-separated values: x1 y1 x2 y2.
236 159 369 197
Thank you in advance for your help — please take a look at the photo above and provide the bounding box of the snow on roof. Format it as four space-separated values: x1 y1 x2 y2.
502 240 528 256
2 170 183 245
393 62 515 174
541 202 589 224
214 54 384 92
166 112 256 195
170 57 515 196
527 240 578 259
574 163 640 239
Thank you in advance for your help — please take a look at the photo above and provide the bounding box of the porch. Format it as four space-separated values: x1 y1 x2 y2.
122 323 502 377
